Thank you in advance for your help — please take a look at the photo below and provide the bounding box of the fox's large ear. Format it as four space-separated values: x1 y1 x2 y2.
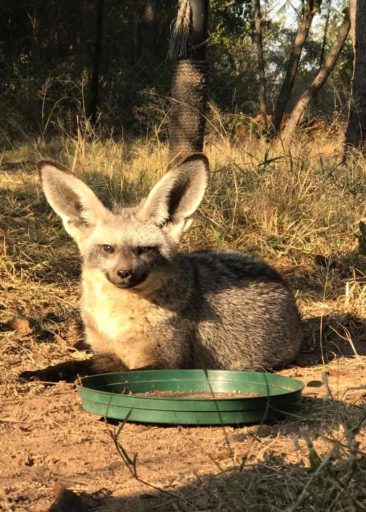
39 161 110 248
136 154 209 239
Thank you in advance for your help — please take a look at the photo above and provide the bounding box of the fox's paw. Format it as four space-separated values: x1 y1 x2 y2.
19 368 66 382
18 360 92 383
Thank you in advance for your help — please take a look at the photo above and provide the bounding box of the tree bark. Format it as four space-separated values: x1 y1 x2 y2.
273 0 322 134
281 9 350 142
168 0 209 167
254 0 268 129
319 0 331 67
344 0 366 151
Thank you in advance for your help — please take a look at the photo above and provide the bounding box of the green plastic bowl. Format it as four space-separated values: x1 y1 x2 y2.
78 370 304 425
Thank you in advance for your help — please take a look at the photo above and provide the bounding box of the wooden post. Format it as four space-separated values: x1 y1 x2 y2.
168 0 209 167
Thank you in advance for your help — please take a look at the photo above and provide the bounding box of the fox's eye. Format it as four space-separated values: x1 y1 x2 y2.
135 246 154 256
101 244 115 254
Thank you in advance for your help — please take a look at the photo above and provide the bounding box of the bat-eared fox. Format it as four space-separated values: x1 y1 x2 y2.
21 153 302 381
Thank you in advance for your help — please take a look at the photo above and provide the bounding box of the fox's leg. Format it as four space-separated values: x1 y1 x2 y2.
18 354 124 382
19 358 97 382
85 321 177 370
118 345 165 370
19 326 126 383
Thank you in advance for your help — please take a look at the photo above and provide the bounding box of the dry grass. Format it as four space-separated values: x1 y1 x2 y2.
1 128 366 511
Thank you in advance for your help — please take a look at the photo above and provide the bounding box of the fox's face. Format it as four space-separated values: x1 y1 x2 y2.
82 212 175 289
39 154 209 290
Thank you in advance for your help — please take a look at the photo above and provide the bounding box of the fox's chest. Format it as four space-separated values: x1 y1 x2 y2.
81 269 155 345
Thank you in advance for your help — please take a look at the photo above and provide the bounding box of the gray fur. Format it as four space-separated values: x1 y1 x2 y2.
38 154 303 372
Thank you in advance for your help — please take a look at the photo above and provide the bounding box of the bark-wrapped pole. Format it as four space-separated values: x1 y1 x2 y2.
168 0 209 167
169 60 208 164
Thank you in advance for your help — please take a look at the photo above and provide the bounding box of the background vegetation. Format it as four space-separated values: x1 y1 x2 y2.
0 0 352 147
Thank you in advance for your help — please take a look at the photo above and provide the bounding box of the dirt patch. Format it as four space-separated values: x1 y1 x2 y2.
1 347 365 511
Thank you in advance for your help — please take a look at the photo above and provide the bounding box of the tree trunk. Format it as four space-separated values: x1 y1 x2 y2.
319 0 331 67
281 9 350 142
254 0 268 130
168 0 209 167
273 0 322 134
88 0 104 126
344 0 366 151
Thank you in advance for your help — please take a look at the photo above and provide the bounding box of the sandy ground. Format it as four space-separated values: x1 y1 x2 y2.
1 336 365 511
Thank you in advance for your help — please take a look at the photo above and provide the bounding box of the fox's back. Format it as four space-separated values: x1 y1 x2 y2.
177 251 303 370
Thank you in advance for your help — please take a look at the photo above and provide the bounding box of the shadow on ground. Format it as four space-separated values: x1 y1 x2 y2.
299 313 366 366
49 446 366 511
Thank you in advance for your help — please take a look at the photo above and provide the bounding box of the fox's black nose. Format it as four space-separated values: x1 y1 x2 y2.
117 269 133 279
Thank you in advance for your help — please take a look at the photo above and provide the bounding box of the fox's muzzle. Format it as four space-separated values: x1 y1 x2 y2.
106 267 148 289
